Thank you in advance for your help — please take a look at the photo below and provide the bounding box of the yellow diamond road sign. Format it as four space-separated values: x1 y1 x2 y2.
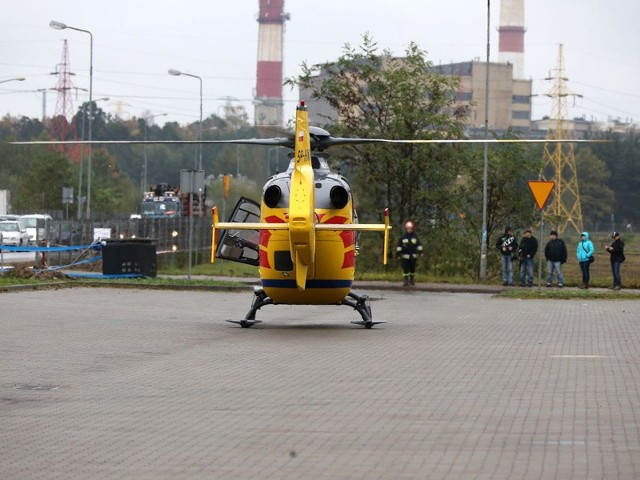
528 180 555 210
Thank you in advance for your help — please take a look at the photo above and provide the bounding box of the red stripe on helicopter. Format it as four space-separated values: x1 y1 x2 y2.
260 230 272 248
323 215 348 224
339 230 355 248
258 216 285 265
342 249 355 268
259 249 270 268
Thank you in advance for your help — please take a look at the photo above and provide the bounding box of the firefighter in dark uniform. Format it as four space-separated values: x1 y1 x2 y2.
396 220 423 286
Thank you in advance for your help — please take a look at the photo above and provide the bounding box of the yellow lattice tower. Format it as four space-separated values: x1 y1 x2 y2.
540 44 583 235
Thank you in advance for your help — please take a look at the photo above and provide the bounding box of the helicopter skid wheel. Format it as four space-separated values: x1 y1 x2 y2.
226 319 263 328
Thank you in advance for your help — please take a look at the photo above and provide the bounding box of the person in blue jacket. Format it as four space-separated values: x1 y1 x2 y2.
576 231 595 289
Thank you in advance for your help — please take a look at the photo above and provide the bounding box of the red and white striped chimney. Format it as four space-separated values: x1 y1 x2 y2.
254 0 289 126
498 0 526 79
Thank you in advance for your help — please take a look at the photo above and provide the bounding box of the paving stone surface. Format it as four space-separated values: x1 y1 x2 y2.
1 287 639 479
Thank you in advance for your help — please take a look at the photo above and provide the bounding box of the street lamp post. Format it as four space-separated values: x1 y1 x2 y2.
50 20 94 219
169 69 204 281
479 0 491 282
0 77 26 84
77 97 109 220
143 113 167 193
168 69 203 170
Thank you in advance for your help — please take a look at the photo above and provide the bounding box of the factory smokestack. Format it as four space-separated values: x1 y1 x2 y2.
498 0 526 79
254 0 289 126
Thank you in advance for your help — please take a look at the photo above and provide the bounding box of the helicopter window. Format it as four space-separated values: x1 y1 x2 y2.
274 250 293 271
220 232 259 261
311 156 321 169
216 197 261 266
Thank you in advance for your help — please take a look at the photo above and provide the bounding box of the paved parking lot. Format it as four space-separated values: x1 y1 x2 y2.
2 287 640 479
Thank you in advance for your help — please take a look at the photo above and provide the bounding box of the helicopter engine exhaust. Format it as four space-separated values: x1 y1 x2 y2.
264 185 282 208
329 186 349 209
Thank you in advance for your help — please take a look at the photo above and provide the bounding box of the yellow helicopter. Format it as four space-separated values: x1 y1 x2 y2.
211 101 392 328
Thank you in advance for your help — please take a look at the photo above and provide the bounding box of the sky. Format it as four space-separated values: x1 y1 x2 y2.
2 1 639 129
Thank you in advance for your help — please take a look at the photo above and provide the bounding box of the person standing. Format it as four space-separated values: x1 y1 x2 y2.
576 231 595 289
518 229 538 287
396 220 423 286
544 230 567 287
495 226 518 286
605 231 625 290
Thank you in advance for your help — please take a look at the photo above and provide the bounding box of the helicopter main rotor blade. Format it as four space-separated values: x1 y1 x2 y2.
9 137 607 147
8 138 294 147
317 137 608 149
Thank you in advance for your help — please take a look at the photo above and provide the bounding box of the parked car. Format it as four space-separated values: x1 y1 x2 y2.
0 220 30 246
19 214 53 244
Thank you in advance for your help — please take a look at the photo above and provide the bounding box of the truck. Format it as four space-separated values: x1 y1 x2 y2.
131 183 206 219
132 184 182 219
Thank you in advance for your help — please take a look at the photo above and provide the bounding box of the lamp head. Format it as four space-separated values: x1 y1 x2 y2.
49 20 67 30
168 69 182 76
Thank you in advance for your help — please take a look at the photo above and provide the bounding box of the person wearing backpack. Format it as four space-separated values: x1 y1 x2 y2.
605 231 625 290
576 231 595 289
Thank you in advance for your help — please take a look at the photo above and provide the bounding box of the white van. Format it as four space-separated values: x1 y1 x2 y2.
19 214 53 245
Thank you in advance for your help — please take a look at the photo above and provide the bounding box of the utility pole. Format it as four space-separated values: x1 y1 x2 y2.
539 44 584 235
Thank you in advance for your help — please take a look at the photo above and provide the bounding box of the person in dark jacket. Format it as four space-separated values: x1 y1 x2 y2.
518 228 538 287
396 220 423 286
495 226 518 286
605 231 625 290
544 230 567 287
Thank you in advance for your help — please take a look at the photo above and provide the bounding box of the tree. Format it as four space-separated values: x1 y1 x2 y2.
89 148 138 216
590 130 640 228
575 147 614 228
286 34 467 232
13 150 75 212
458 136 541 278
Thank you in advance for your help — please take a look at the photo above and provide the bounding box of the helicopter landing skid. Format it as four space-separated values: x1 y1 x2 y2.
226 287 273 328
343 291 385 329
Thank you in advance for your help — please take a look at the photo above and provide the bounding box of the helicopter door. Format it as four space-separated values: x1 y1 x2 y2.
216 197 261 266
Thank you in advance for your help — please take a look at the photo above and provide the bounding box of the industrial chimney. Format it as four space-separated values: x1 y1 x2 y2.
498 0 526 79
254 0 289 126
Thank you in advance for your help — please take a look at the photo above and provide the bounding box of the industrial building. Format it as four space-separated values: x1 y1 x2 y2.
434 61 531 133
301 60 532 134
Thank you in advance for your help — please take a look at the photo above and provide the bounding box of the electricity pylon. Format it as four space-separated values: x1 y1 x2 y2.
51 39 77 154
539 44 584 235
